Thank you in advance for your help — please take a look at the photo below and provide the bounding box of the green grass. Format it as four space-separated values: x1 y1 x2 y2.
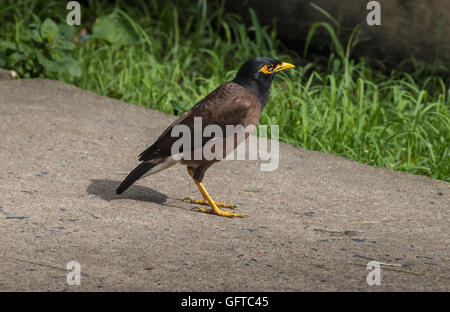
1 0 449 181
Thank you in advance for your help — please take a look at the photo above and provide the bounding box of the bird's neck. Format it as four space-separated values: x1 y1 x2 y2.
233 77 272 109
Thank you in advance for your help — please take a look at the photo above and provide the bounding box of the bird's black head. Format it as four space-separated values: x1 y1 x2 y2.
232 57 295 108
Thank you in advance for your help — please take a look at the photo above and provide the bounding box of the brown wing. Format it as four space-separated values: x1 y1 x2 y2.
138 82 260 161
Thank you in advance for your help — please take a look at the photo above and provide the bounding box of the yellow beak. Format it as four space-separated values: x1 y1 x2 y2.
274 62 295 72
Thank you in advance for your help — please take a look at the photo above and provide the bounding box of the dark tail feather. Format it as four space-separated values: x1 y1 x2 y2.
116 161 157 194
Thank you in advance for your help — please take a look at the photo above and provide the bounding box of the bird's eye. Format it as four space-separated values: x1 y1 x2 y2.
258 63 275 74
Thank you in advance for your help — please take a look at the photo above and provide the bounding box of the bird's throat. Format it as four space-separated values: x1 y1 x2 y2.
233 77 272 110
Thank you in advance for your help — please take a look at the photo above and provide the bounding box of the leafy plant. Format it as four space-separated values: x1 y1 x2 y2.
0 17 80 78
92 12 137 47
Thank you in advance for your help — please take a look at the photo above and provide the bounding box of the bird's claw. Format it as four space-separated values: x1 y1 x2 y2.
191 206 246 218
184 197 237 209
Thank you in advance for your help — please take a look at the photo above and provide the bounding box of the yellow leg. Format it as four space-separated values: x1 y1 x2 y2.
184 197 237 209
187 168 245 218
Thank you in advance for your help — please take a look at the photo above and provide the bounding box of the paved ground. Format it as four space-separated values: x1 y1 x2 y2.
0 78 449 291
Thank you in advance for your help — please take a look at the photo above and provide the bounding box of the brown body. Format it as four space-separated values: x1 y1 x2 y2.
138 82 262 182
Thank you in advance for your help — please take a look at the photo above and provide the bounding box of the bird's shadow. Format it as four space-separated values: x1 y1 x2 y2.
87 179 167 204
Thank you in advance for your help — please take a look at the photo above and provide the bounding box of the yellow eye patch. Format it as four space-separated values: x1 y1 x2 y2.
258 64 274 74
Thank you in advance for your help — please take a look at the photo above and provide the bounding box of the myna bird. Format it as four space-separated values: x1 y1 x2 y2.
116 57 294 217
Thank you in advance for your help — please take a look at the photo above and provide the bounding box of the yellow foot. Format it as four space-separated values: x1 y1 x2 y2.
184 197 237 209
191 206 246 218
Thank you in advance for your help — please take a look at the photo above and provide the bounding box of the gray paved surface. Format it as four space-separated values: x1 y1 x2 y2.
0 79 449 291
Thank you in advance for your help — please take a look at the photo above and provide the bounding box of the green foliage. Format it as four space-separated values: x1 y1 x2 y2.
0 16 80 77
0 0 448 181
92 13 138 46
